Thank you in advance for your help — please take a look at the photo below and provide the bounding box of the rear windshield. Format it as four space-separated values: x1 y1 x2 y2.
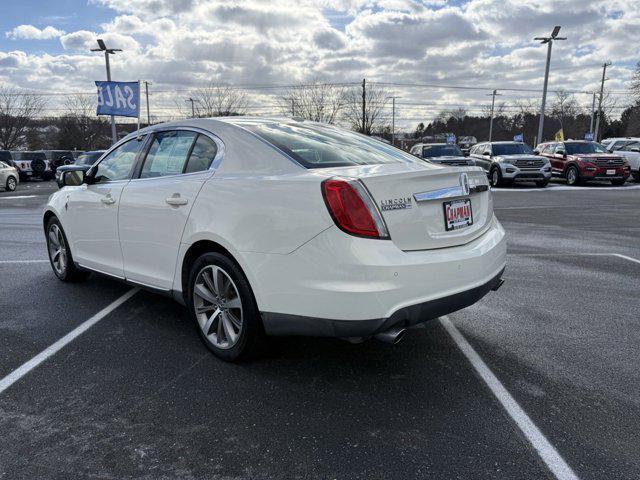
422 144 463 157
13 152 46 160
247 122 421 169
492 143 533 156
564 142 608 154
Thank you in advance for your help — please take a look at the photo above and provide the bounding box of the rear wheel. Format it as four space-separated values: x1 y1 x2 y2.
611 178 626 186
188 252 263 362
5 176 17 191
566 166 581 186
45 217 90 282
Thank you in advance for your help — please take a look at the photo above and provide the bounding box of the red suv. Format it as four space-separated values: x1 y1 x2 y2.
537 141 630 186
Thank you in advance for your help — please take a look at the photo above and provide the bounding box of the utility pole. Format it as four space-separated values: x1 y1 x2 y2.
91 39 122 145
291 98 295 117
534 26 566 146
589 92 596 134
187 98 195 118
362 78 366 135
594 61 611 142
487 89 502 142
144 81 152 126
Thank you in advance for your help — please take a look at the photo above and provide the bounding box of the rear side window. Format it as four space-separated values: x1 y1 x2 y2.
140 131 197 179
184 135 218 173
247 122 421 169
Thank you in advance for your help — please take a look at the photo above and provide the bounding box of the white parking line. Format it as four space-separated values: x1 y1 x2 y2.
0 260 49 264
439 316 580 480
0 195 38 199
0 288 138 395
509 252 640 265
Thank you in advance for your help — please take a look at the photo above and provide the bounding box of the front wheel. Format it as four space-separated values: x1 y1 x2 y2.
611 178 626 186
566 166 581 186
6 176 17 191
188 252 263 362
45 217 90 282
489 167 503 188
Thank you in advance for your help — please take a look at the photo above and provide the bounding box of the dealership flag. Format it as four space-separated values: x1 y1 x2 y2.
554 129 564 142
96 81 140 118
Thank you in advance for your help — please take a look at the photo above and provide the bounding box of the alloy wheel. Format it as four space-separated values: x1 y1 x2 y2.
491 169 499 187
7 177 16 191
567 168 577 185
193 265 243 349
48 224 67 276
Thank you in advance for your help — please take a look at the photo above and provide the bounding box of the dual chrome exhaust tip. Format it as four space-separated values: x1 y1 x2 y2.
373 326 406 345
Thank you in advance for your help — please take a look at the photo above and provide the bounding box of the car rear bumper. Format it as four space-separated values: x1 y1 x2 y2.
245 215 507 337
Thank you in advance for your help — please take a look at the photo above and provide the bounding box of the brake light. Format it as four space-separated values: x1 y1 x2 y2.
321 177 389 239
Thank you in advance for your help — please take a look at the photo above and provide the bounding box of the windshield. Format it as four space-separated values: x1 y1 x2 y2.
78 152 103 165
492 143 533 156
564 142 608 154
422 145 463 157
247 122 422 169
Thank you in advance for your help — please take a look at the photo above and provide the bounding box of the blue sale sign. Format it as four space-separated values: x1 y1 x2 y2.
513 133 524 142
96 81 140 118
446 134 456 144
584 132 594 141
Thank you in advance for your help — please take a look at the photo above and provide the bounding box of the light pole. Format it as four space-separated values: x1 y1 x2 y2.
589 92 596 135
594 61 611 142
91 39 122 145
534 26 566 146
387 96 400 146
187 98 196 118
487 89 502 142
144 81 152 126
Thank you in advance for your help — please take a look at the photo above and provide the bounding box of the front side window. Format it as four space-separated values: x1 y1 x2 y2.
541 144 555 154
184 135 218 173
564 142 608 154
0 161 8 168
140 131 197 179
246 122 422 169
94 136 146 182
491 143 533 156
620 141 640 151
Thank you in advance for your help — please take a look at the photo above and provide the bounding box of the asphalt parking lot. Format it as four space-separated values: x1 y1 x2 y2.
1 179 639 479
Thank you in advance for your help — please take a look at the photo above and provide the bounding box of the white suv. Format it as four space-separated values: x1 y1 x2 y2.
45 118 506 361
601 137 640 182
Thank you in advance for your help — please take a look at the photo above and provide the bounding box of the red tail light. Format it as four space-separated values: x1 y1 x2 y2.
321 177 389 239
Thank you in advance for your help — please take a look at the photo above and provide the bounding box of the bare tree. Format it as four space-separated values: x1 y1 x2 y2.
279 81 347 124
630 61 640 105
551 89 581 131
343 83 389 135
0 87 46 150
178 83 249 118
56 93 109 150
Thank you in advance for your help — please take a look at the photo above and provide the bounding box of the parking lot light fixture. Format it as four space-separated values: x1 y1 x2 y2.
91 39 122 145
534 26 566 146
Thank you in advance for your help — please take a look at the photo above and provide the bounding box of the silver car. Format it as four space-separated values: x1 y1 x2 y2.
410 143 475 166
0 161 19 191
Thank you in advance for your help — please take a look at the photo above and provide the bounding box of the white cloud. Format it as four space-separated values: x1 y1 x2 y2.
6 25 65 40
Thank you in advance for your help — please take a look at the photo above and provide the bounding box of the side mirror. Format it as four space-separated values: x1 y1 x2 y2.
483 151 491 156
532 150 540 155
630 147 640 153
556 150 566 157
58 166 88 188
463 151 470 157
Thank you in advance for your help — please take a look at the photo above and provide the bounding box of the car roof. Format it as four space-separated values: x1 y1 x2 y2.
488 141 525 144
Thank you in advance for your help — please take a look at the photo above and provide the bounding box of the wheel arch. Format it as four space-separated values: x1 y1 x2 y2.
179 239 258 307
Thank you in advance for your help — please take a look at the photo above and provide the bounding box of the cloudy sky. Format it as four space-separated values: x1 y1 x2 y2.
0 0 638 128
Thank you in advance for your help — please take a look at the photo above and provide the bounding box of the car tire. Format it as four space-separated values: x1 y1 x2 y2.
5 176 17 191
611 178 626 186
489 167 504 188
188 252 264 362
566 166 581 186
45 217 90 282
633 171 640 183
535 179 550 188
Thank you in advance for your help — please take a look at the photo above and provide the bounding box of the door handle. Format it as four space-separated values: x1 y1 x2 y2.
165 194 188 207
101 194 116 205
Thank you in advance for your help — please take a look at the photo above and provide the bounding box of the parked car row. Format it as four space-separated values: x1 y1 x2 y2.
410 140 635 188
0 150 107 187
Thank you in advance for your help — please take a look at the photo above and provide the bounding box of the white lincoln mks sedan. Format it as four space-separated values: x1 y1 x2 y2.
44 117 506 361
